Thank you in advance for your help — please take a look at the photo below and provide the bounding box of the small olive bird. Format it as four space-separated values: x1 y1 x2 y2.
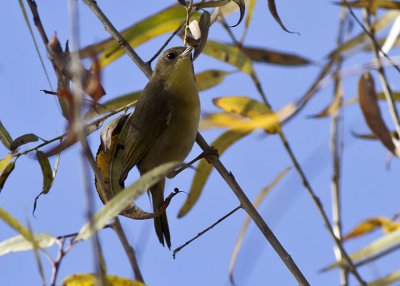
119 47 200 248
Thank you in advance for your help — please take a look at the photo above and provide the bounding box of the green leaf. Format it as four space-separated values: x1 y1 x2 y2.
0 160 16 192
0 121 13 150
229 167 291 283
367 270 400 286
196 70 230 91
323 229 400 271
203 41 253 74
33 151 56 214
0 208 32 241
10 133 39 150
80 4 189 68
76 161 180 241
36 151 54 194
0 233 56 256
178 130 250 217
62 274 145 286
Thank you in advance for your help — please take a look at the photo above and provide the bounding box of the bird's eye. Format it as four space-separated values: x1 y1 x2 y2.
166 53 177 60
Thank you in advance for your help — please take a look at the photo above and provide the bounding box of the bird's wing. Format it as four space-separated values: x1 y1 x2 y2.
115 81 172 184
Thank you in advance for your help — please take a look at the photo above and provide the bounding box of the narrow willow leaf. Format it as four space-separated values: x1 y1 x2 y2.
202 101 297 131
0 121 13 150
62 274 145 286
10 134 39 150
267 0 295 33
323 229 400 271
33 151 55 214
367 270 400 286
0 160 16 192
203 41 253 74
242 46 311 66
0 208 32 241
329 11 400 59
178 130 250 217
0 233 56 256
193 11 210 60
229 167 291 283
85 91 141 119
76 162 179 241
241 0 256 41
0 154 13 175
82 4 191 68
196 70 230 91
36 151 54 194
337 0 400 12
358 72 398 156
343 217 400 241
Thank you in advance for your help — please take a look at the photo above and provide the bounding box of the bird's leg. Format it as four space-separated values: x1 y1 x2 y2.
168 146 219 178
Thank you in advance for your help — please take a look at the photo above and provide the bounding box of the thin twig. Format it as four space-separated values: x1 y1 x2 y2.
82 1 310 284
112 218 144 283
219 15 366 286
173 206 241 258
330 7 348 286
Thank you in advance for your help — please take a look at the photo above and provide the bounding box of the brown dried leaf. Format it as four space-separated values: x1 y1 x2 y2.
193 11 210 60
311 86 343 118
47 35 105 102
242 46 311 66
358 72 398 156
10 134 39 151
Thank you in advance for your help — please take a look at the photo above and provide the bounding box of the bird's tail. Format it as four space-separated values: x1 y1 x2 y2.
150 179 171 249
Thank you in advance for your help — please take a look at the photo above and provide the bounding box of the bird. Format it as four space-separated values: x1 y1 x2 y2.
100 46 201 248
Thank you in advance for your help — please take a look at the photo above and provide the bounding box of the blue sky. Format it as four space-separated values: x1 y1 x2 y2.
1 1 400 285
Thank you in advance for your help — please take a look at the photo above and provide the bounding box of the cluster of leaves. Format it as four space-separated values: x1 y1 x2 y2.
2 0 400 285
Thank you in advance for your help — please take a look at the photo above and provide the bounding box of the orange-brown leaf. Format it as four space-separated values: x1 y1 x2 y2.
343 217 400 241
358 72 398 156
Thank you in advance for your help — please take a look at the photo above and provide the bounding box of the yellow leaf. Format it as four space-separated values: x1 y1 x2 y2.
201 101 297 132
343 217 393 241
203 41 253 74
62 274 145 286
178 130 251 217
0 154 12 174
85 5 191 68
196 70 230 91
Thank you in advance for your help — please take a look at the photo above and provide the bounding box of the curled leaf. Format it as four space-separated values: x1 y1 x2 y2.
358 72 399 156
10 134 39 151
77 162 179 241
33 151 56 214
0 160 16 192
267 0 295 33
193 11 210 60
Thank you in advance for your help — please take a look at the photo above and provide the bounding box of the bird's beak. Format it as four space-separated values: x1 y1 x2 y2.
180 46 193 59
